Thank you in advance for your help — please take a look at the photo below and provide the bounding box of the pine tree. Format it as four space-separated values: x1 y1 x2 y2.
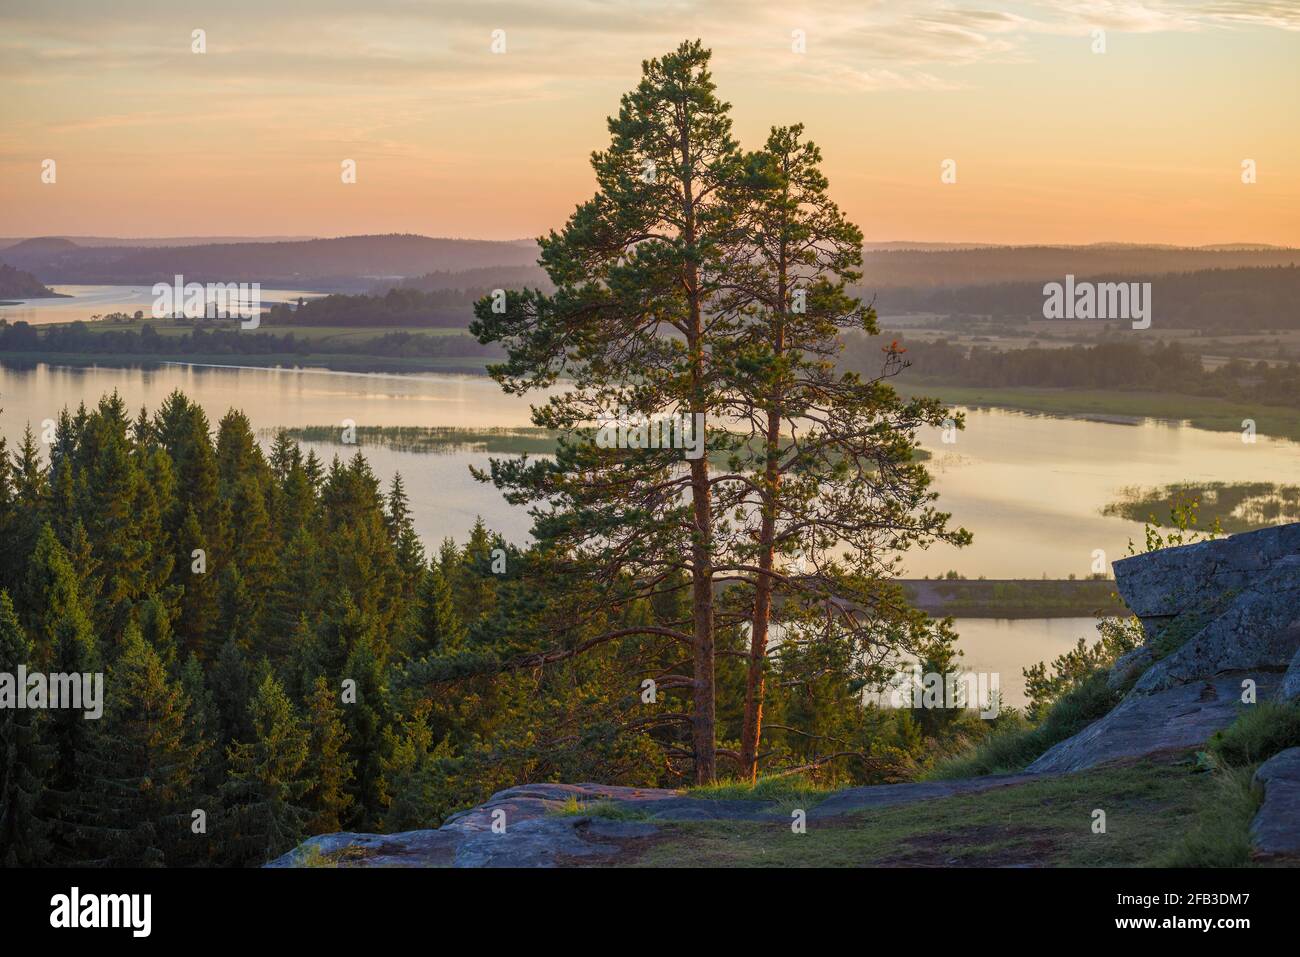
471 40 750 781
726 125 970 779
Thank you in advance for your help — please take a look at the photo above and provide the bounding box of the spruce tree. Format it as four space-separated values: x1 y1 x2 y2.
222 673 310 864
0 590 52 865
87 625 198 866
341 631 389 826
378 699 453 831
303 675 355 834
417 563 466 655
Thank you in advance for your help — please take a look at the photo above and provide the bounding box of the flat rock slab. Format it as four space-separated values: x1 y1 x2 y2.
439 782 681 833
270 783 676 867
1251 748 1300 862
266 828 461 868
1027 672 1280 774
454 817 659 868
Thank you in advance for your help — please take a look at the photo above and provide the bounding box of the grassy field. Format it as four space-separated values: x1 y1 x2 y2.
66 318 469 341
0 351 493 374
265 425 559 455
902 382 1300 443
632 755 1210 867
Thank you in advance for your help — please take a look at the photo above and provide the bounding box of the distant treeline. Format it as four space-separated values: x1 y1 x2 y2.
272 265 1300 333
0 320 499 360
266 288 479 328
843 337 1300 407
857 247 1300 289
382 264 552 295
866 265 1300 330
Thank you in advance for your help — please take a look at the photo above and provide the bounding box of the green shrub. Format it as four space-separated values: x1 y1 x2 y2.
929 671 1119 779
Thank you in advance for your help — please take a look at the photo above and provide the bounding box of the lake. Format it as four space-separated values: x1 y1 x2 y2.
1 358 1295 708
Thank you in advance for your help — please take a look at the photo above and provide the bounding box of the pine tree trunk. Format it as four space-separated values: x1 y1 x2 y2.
740 245 788 783
738 407 781 782
689 450 716 784
679 125 717 785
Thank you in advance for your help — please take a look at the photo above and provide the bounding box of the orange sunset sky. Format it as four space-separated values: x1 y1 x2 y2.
2 0 1298 245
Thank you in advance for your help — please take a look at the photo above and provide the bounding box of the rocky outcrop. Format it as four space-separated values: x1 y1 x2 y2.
1113 523 1300 632
1106 645 1155 692
270 784 675 868
1027 673 1280 774
1281 647 1300 703
1113 525 1300 695
1030 524 1300 774
1251 748 1300 862
269 776 1054 867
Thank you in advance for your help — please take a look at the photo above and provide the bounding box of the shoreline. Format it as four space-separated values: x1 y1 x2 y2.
4 353 1297 444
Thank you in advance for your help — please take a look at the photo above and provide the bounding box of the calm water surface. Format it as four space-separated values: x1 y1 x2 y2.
2 360 1294 693
0 284 325 325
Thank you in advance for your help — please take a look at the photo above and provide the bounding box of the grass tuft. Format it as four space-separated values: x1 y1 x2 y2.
1157 756 1262 867
1208 701 1300 766
688 773 836 808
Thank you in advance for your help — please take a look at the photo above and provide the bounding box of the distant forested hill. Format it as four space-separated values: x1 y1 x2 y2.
0 234 541 287
858 245 1300 289
8 236 1295 296
384 263 553 294
866 265 1300 329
